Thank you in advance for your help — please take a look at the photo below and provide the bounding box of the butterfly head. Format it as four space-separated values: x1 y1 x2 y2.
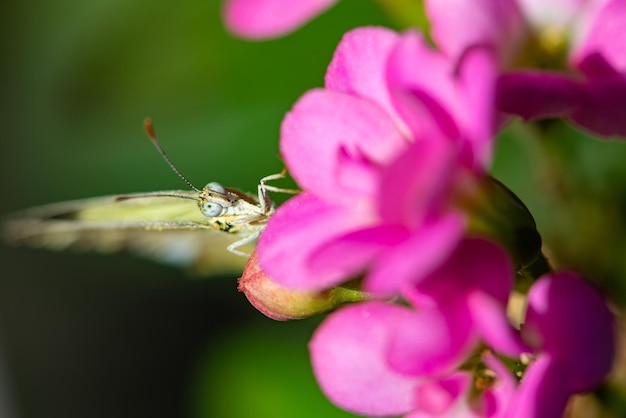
198 182 237 218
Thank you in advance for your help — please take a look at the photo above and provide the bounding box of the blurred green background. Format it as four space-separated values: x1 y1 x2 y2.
0 1 392 417
1 1 626 417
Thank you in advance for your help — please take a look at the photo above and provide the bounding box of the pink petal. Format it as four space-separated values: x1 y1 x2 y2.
405 238 525 356
571 75 626 137
455 45 499 167
481 353 517 417
308 224 411 279
280 89 407 205
387 31 498 168
571 0 626 74
523 271 615 392
387 31 460 141
415 238 514 304
325 27 406 132
505 355 571 418
425 0 523 61
387 302 476 376
413 373 473 416
459 238 514 301
468 292 528 357
257 192 372 290
222 0 337 39
310 302 418 416
409 355 516 418
497 71 584 119
574 48 621 79
364 213 466 296
378 137 461 227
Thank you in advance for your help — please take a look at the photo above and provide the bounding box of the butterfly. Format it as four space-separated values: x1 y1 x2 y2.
3 119 297 275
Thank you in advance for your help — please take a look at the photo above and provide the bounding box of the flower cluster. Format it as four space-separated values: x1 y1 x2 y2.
310 266 614 417
256 27 500 297
226 1 619 417
224 0 626 136
426 0 626 137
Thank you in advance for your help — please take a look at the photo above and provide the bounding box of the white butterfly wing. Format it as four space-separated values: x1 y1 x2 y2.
3 192 252 275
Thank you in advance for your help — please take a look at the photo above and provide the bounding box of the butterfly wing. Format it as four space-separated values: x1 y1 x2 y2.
3 191 252 275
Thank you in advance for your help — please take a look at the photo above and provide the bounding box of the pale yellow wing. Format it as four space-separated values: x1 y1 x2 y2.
3 191 251 275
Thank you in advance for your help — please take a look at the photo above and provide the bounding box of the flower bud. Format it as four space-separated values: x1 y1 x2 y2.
238 251 367 320
455 175 542 271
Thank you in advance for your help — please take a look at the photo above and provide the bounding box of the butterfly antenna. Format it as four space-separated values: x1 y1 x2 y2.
115 192 200 202
143 118 201 192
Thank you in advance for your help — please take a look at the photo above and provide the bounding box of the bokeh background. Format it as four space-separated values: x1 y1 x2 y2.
1 1 626 417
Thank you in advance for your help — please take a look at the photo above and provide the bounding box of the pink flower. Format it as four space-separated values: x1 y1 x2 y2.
309 239 522 417
309 256 615 417
256 27 499 295
403 354 517 418
222 0 337 39
506 271 616 418
426 0 626 137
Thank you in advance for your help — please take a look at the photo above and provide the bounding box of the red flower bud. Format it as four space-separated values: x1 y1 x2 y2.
238 251 366 320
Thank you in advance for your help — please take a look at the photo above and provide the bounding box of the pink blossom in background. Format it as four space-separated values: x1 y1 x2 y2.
310 261 615 417
309 239 522 417
507 271 616 418
222 0 337 39
426 0 626 137
257 27 499 296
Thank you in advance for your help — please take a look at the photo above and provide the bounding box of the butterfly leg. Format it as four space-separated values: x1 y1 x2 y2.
226 230 262 256
257 169 300 213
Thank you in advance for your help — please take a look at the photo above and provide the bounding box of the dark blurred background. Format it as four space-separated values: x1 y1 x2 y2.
2 1 626 417
0 1 394 417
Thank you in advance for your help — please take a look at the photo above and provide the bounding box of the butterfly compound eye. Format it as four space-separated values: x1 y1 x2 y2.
206 182 226 194
201 201 224 217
